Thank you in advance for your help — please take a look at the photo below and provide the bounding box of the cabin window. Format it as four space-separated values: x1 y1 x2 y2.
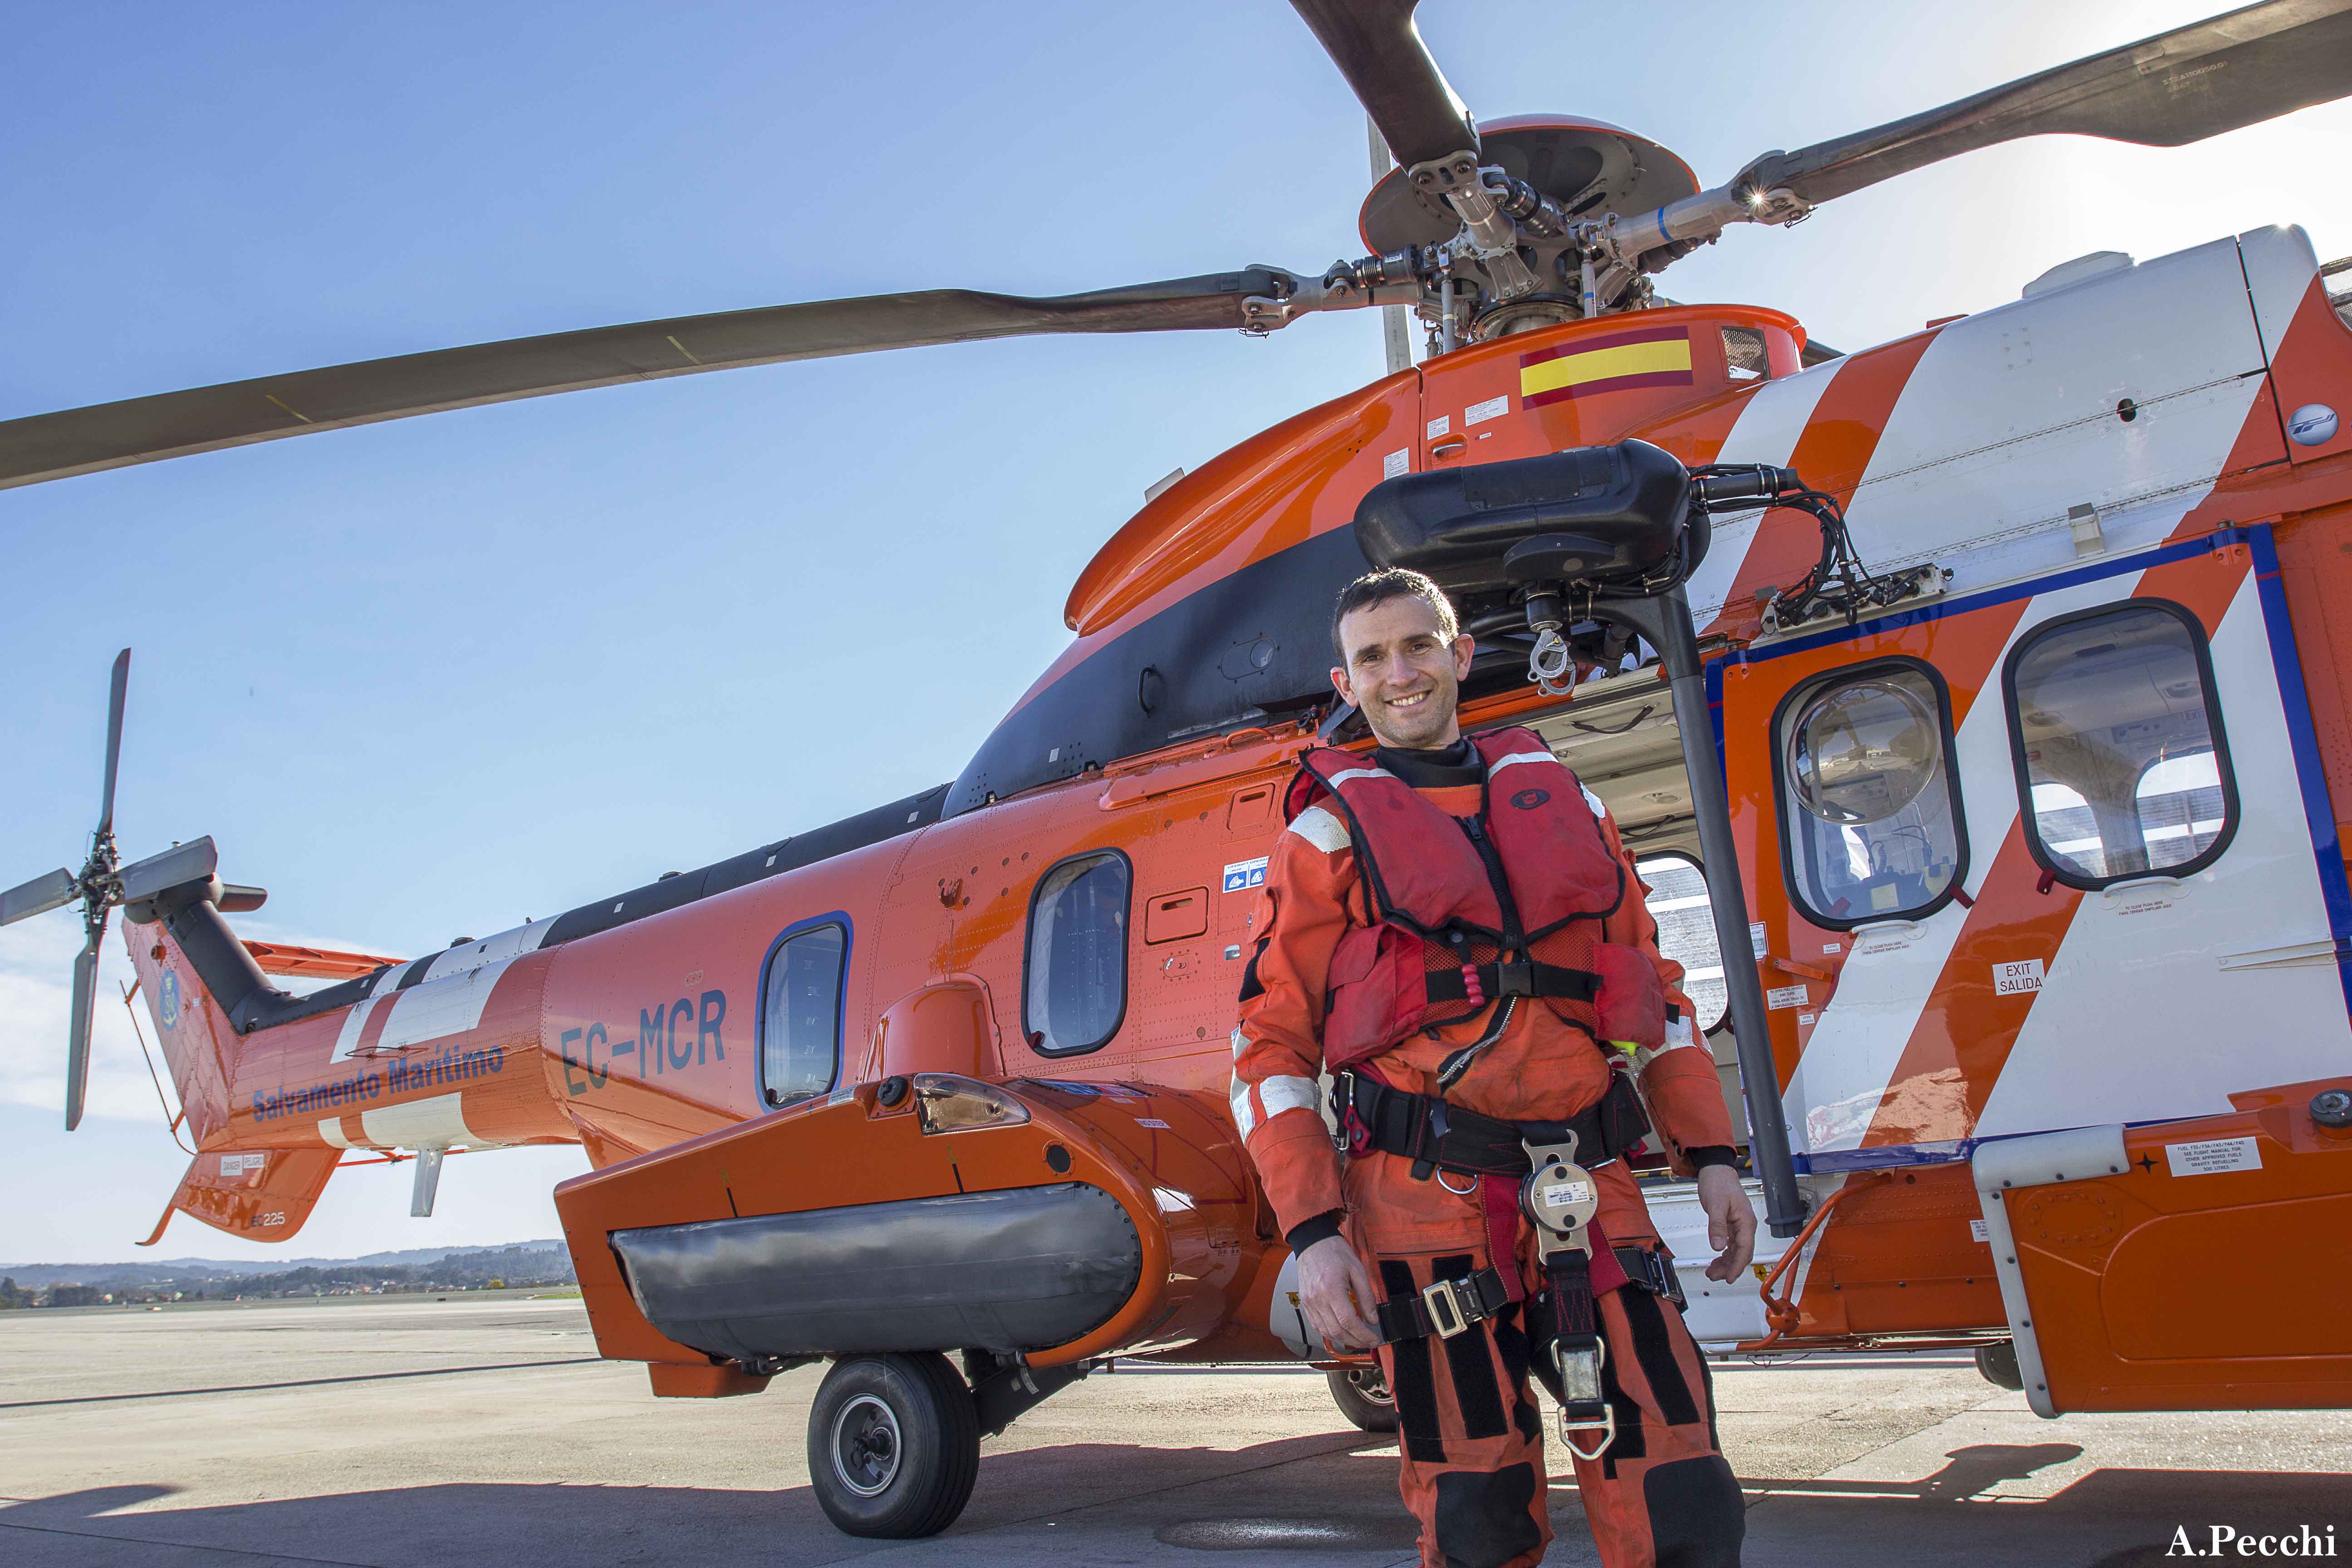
1023 850 1130 1056
2004 600 2236 888
1637 852 1727 1034
1774 659 1968 927
760 921 847 1107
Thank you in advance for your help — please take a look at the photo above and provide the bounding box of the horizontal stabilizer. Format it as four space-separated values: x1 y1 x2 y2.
242 939 405 980
139 1147 340 1247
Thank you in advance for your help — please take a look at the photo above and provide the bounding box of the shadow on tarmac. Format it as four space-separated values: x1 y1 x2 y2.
1 1442 2345 1566
1739 1446 2350 1567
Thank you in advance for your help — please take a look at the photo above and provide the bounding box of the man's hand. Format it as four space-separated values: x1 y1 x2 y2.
1296 1234 1382 1352
1695 1163 1759 1283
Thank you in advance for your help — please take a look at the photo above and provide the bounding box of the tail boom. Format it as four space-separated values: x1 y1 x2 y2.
122 879 578 1244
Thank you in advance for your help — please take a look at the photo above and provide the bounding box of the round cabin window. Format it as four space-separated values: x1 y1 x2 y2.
1785 679 1942 825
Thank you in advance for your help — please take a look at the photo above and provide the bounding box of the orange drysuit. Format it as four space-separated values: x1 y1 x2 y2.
1232 737 1745 1568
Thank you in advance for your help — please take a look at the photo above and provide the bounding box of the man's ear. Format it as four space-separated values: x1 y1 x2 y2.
1330 665 1356 706
1450 635 1475 680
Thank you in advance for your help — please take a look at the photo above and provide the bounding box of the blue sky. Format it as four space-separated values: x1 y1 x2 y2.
5 0 2347 1264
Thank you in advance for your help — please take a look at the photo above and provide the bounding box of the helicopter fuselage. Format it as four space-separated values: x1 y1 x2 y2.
127 222 2352 1413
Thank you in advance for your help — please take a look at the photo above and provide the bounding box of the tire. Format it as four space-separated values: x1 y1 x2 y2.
806 1352 980 1538
1975 1340 2025 1391
1326 1364 1400 1433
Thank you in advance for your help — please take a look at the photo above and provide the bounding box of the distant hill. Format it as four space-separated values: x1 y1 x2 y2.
0 1239 568 1290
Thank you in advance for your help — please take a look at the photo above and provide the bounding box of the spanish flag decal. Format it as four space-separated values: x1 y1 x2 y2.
1519 326 1694 408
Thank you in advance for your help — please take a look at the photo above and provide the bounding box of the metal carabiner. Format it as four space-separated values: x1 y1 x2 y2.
1560 1404 1617 1463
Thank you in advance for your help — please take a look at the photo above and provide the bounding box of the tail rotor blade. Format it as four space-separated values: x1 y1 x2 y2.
98 648 129 838
1 868 80 926
65 926 102 1132
118 837 218 903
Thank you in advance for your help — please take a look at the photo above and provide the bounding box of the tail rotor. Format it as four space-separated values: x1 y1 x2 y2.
0 649 216 1130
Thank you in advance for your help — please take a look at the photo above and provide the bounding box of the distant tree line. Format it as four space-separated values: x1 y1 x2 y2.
0 1245 575 1308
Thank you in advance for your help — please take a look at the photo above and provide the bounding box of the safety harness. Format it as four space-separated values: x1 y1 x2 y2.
1336 1067 1680 1457
1290 730 1684 1459
1286 729 1666 1080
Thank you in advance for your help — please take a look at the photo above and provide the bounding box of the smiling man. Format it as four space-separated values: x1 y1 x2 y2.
1231 568 1754 1568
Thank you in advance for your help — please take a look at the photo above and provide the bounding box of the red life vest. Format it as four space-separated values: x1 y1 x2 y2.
1283 727 1666 1070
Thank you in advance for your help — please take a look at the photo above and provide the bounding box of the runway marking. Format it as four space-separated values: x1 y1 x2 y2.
0 1356 603 1410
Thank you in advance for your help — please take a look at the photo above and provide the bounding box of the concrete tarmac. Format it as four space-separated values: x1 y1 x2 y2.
1 1293 2345 1567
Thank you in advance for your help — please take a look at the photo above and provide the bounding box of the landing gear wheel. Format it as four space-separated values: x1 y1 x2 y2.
806 1352 980 1538
1326 1364 1400 1432
1975 1340 2025 1391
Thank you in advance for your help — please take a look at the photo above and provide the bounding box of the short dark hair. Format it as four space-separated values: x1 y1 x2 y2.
1331 568 1460 662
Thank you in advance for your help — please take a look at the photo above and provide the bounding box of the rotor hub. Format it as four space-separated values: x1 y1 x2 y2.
1359 117 1699 254
1469 294 1585 342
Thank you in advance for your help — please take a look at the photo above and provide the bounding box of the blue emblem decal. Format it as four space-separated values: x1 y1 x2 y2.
2289 403 2339 447
158 970 181 1029
1222 856 1269 894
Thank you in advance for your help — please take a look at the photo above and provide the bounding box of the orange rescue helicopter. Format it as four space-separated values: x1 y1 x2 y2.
7 0 2352 1539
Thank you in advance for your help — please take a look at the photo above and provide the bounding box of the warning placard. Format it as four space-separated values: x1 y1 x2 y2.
1764 985 1808 1010
2165 1137 2263 1177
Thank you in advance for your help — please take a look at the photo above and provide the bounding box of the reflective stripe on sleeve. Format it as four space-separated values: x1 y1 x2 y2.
1230 1071 1321 1137
1634 1015 1704 1070
1287 804 1350 854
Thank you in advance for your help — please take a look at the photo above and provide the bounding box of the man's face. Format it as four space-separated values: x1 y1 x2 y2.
1331 593 1475 750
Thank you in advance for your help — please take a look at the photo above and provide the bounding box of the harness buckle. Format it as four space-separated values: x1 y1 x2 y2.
1491 960 1537 999
1618 1245 1688 1309
1421 1277 1480 1339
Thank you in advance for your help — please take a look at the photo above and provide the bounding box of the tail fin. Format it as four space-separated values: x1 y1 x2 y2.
121 888 260 1146
140 1147 340 1246
121 881 399 1245
123 878 405 1146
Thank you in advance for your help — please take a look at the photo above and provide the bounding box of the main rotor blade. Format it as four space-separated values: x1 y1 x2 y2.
98 648 129 837
0 270 1304 491
118 836 217 903
0 868 79 926
65 926 101 1132
1744 0 2352 207
1290 0 1478 169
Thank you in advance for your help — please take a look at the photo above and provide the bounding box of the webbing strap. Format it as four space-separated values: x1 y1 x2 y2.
1333 1070 1652 1181
1544 1247 1608 1428
1478 1176 1525 1305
